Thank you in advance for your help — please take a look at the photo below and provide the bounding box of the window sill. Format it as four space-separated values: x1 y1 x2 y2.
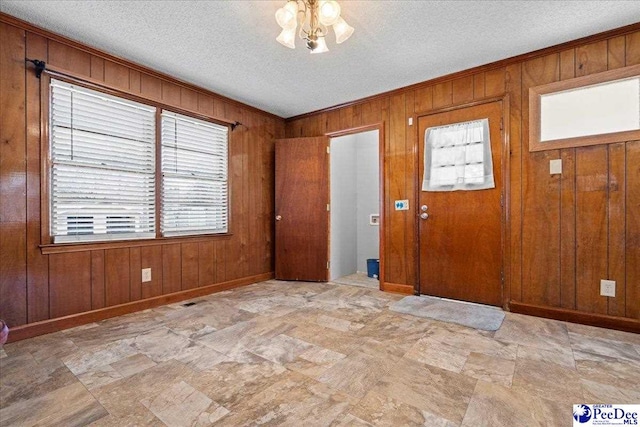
40 233 233 255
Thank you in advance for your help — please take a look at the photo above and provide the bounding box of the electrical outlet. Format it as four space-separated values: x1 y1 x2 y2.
142 268 152 283
600 279 615 297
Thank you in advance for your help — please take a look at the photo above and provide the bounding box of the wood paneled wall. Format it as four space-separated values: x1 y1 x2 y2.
286 26 640 326
0 16 284 333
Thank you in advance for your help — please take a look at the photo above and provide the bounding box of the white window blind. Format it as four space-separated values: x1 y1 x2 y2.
49 80 156 243
161 111 228 236
422 119 495 192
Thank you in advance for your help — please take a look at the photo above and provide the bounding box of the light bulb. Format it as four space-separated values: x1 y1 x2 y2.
276 27 296 49
333 16 354 44
283 0 299 16
318 1 341 26
276 7 296 30
310 36 329 54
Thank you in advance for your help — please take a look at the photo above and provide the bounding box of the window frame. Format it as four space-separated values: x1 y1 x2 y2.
160 110 230 237
48 78 158 244
529 63 640 152
40 74 233 251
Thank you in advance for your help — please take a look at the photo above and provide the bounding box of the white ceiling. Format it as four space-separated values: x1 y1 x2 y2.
2 1 639 118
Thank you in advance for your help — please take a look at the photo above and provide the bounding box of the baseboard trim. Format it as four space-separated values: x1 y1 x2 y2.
7 272 274 343
381 282 414 295
509 301 640 334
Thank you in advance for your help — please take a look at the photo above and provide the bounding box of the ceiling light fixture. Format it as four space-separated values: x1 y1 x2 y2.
275 0 354 54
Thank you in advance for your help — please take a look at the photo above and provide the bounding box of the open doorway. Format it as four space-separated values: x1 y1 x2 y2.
329 129 380 289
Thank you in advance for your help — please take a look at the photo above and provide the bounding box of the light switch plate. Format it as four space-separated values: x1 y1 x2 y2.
550 159 562 175
395 200 409 210
142 268 152 283
600 279 615 297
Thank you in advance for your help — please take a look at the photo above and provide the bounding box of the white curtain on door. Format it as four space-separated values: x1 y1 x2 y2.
422 118 495 192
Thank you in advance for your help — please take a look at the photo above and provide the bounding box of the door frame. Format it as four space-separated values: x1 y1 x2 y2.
413 96 511 309
326 123 386 289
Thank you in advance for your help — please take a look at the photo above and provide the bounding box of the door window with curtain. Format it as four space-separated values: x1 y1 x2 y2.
422 118 495 192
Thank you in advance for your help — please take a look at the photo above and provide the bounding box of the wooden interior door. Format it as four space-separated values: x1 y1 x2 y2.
275 137 330 281
418 101 503 306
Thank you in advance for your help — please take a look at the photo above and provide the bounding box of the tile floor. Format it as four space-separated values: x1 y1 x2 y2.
331 273 379 290
1 279 639 426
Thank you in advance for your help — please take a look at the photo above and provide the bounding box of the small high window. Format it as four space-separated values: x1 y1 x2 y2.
530 64 640 151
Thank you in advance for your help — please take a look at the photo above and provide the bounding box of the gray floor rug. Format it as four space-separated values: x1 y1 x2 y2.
389 295 505 331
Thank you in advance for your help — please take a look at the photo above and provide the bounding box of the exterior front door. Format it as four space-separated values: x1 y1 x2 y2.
417 101 504 306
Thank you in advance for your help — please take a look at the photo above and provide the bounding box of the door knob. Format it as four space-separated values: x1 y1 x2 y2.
420 212 429 220
421 205 428 212
275 215 282 221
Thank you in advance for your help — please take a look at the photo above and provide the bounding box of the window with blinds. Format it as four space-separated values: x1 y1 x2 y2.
161 111 229 236
49 80 157 243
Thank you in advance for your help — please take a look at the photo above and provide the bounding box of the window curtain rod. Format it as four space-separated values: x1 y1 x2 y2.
25 58 243 131
26 58 46 78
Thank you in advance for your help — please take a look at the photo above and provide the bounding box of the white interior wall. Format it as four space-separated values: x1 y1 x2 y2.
355 130 380 274
329 130 380 280
329 134 357 280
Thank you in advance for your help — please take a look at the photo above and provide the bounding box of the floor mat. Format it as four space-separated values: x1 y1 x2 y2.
389 295 505 331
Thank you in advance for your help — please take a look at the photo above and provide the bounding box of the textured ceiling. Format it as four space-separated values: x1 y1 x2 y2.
2 1 640 118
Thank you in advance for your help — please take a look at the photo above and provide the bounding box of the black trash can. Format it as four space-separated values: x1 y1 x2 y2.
366 258 380 279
